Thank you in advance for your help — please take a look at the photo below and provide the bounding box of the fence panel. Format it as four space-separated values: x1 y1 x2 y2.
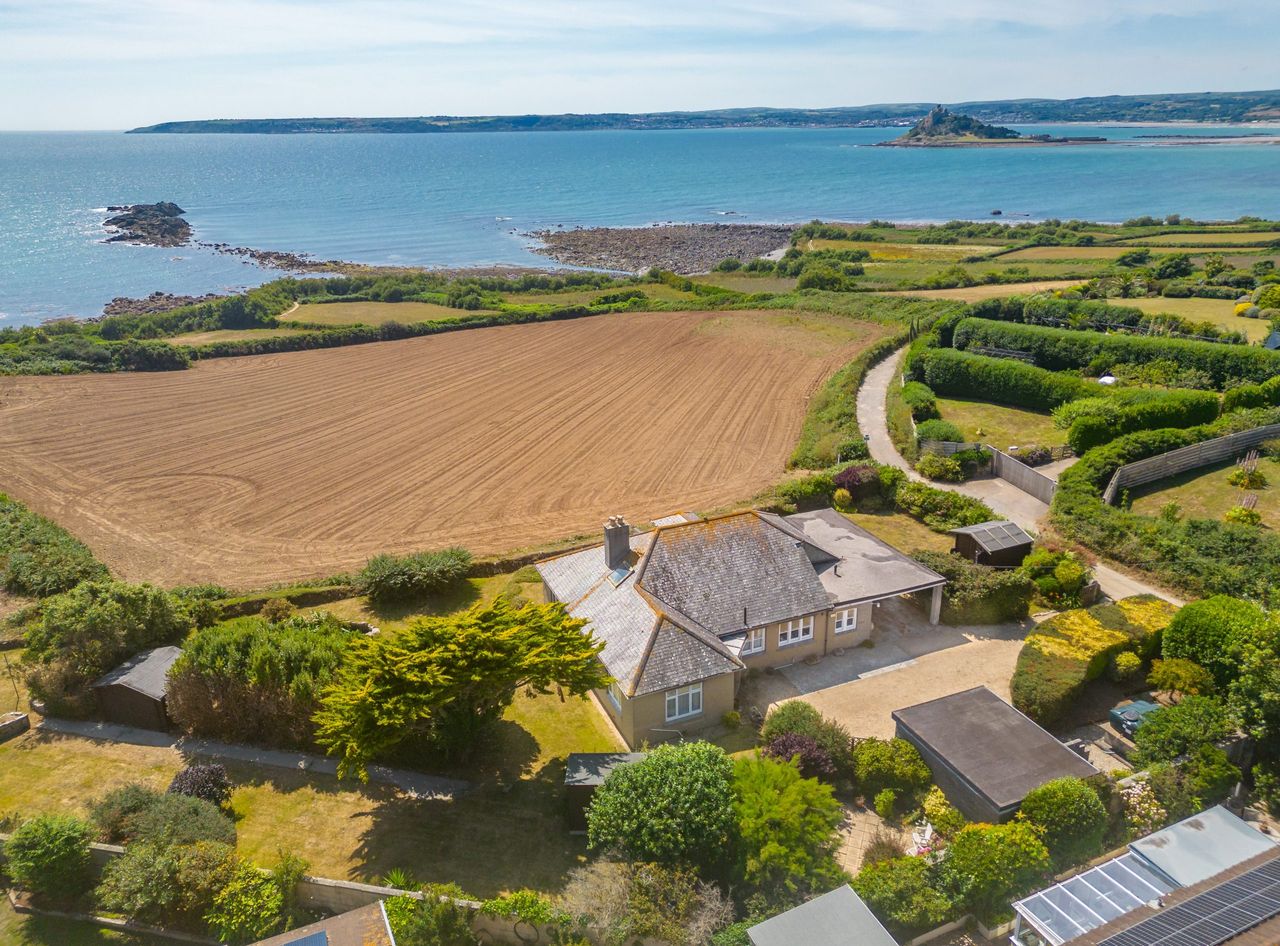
1102 423 1280 505
987 447 1058 505
919 439 982 456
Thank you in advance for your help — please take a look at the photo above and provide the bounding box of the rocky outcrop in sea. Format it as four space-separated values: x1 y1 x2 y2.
103 202 192 246
528 223 794 274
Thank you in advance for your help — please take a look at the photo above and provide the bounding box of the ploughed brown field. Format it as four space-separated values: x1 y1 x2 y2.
0 310 888 588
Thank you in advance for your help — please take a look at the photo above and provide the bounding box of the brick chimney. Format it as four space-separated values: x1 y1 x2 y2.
603 516 630 571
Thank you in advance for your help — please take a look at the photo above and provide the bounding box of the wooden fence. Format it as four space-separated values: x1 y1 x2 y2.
987 447 1059 505
1102 423 1280 505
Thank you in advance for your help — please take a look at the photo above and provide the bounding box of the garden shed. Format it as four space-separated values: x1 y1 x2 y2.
892 686 1098 823
949 519 1033 568
91 646 181 731
563 751 646 832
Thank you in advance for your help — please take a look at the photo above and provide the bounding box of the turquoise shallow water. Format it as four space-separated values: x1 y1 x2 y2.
1 124 1277 324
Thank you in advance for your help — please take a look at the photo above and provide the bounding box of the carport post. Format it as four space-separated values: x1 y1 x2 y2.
929 585 942 625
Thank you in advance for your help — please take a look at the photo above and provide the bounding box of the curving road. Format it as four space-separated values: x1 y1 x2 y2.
856 345 1181 605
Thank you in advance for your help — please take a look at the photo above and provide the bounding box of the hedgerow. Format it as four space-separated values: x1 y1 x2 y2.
1011 595 1177 726
952 317 1280 388
909 347 1088 410
912 552 1034 624
1067 389 1221 453
0 493 109 597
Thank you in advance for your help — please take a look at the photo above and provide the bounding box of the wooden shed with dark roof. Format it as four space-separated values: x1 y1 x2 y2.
949 519 1034 567
91 646 181 731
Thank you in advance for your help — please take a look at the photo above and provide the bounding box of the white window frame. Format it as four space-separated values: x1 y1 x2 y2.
606 682 623 712
778 616 814 648
741 626 765 656
665 682 703 722
833 607 858 634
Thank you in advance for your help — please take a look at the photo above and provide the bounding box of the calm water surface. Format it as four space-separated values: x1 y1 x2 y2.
2 124 1278 323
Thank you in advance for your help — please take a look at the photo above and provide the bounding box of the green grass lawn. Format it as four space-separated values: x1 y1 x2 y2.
289 301 493 326
858 257 1099 291
0 904 163 946
0 685 621 899
843 511 952 554
1130 458 1280 529
935 397 1065 450
1112 295 1271 342
805 238 994 260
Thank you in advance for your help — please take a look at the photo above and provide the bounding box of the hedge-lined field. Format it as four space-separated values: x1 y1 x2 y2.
0 494 108 598
1011 595 1178 727
953 318 1280 388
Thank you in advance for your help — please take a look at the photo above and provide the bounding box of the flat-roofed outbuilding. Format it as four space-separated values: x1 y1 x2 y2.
892 685 1098 823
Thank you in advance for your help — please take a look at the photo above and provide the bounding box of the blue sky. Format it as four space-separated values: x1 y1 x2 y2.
1 0 1277 130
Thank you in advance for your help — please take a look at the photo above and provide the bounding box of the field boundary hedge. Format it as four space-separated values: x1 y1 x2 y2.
953 317 1280 388
0 494 109 598
1101 422 1280 504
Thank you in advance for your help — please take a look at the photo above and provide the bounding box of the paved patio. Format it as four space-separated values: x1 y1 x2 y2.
740 599 1031 739
836 803 911 875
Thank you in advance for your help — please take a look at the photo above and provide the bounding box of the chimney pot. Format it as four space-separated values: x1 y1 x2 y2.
604 515 630 571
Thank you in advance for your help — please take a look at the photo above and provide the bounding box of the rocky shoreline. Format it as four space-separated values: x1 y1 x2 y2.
101 291 225 317
528 223 794 274
102 202 192 246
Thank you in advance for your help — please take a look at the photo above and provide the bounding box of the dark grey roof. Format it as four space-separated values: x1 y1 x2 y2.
91 646 182 701
1265 330 1280 350
564 752 647 786
950 519 1034 553
892 686 1098 813
748 885 896 946
638 513 831 635
634 620 739 696
786 508 947 604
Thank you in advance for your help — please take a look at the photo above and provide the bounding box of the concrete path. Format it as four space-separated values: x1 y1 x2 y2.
857 346 1181 605
37 717 469 800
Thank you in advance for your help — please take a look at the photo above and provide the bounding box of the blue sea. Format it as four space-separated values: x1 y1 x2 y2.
2 124 1278 325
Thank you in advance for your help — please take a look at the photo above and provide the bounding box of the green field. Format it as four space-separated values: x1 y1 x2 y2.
1132 232 1280 246
501 283 697 305
1114 295 1270 341
879 279 1085 301
936 396 1066 450
859 258 1095 290
805 238 992 261
1130 458 1280 529
1002 245 1151 261
289 300 493 326
691 272 798 293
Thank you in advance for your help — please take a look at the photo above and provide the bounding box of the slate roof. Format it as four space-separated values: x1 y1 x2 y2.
91 646 182 701
748 885 896 946
950 519 1034 553
538 508 946 695
892 686 1098 814
637 513 832 634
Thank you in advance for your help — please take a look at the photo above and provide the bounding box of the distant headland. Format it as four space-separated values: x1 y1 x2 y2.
125 89 1280 134
877 105 1109 147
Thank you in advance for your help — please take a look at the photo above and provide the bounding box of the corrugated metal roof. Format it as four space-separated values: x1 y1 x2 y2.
91 646 182 701
949 519 1034 553
748 885 896 946
1131 805 1279 888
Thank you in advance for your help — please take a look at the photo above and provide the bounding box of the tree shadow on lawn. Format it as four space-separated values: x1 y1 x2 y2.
364 579 484 625
350 761 586 898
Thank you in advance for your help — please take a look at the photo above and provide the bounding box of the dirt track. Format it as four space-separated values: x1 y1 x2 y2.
0 310 886 588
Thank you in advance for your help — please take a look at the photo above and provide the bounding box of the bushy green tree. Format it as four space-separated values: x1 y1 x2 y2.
851 738 931 799
1148 658 1215 700
204 863 285 945
587 742 735 873
1162 595 1267 688
315 599 608 775
3 814 93 899
357 546 472 606
1018 777 1107 870
851 856 953 939
90 784 235 847
97 840 237 929
759 702 850 773
732 755 845 908
941 821 1050 921
1134 696 1236 766
23 580 192 714
384 883 480 946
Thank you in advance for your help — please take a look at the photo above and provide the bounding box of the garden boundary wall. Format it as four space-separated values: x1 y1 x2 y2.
1102 423 1280 505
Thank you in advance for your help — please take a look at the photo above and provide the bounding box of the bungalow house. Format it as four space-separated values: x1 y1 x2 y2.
537 508 947 748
